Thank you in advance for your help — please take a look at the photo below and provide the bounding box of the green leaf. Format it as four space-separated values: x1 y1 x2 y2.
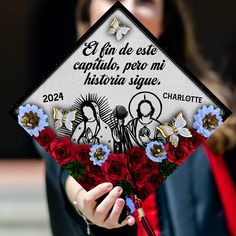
64 161 86 180
118 179 134 197
158 159 178 180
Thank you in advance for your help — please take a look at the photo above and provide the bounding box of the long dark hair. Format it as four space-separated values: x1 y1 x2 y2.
77 0 208 77
76 0 236 153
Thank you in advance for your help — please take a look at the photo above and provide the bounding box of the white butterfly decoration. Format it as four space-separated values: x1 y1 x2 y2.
157 113 192 147
108 17 130 41
53 108 77 131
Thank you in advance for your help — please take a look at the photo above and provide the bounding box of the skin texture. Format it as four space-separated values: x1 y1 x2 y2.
66 177 135 228
66 0 164 230
90 0 163 37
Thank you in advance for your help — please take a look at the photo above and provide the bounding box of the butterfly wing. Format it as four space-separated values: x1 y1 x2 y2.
53 108 64 130
116 26 130 41
64 120 73 131
108 17 120 35
179 127 192 138
174 112 192 138
116 31 123 41
65 110 77 122
119 26 130 35
64 110 76 131
108 28 116 35
170 134 179 147
55 119 63 130
157 125 174 138
174 112 186 129
53 108 63 120
111 17 120 29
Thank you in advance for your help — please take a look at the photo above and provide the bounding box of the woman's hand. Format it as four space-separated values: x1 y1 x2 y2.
65 176 136 229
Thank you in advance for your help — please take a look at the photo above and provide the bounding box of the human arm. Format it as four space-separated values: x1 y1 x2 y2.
65 175 136 229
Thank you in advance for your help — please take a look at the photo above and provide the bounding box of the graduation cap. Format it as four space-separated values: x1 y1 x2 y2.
10 2 231 235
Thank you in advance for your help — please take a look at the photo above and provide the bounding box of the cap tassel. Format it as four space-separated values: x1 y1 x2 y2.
134 196 156 236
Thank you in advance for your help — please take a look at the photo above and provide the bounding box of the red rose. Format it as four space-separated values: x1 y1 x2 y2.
133 169 146 189
141 157 159 175
90 173 107 185
86 164 102 175
189 129 206 149
86 165 106 185
137 183 155 201
34 127 57 151
77 144 91 165
49 137 78 166
133 163 161 190
78 173 97 191
127 146 146 170
165 139 194 165
102 153 131 185
148 169 164 188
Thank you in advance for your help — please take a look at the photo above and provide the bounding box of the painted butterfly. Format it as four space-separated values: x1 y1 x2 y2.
108 17 130 41
157 112 192 147
53 108 77 131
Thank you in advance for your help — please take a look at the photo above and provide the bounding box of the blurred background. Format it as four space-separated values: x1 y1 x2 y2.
0 0 235 235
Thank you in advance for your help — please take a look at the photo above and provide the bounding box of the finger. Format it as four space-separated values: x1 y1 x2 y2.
85 182 113 204
94 186 123 220
126 215 136 226
107 215 136 229
104 198 126 227
119 215 136 227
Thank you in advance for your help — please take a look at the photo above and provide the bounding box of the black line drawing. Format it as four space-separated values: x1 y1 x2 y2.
59 92 163 151
60 94 115 147
112 105 133 153
111 92 164 152
127 92 163 148
10 1 231 132
73 101 101 145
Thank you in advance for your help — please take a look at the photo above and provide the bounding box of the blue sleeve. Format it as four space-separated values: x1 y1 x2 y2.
158 146 229 236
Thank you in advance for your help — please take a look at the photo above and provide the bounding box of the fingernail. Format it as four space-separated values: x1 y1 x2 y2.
107 183 113 190
127 216 135 226
117 187 122 193
117 199 124 207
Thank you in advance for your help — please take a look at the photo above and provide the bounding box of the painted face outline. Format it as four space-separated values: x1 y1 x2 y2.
139 101 153 117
